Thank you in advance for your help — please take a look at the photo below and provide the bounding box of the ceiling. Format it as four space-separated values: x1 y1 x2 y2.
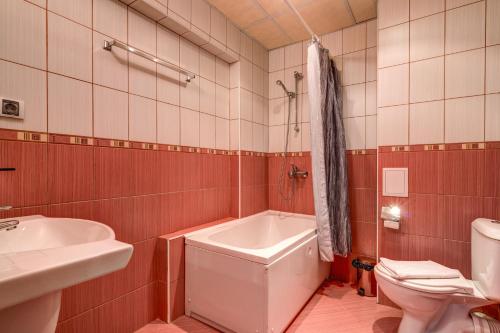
205 0 377 49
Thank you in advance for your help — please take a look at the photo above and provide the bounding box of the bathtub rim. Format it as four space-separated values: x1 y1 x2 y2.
184 210 317 265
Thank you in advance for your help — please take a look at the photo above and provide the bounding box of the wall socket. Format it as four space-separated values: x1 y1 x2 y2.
1 98 24 120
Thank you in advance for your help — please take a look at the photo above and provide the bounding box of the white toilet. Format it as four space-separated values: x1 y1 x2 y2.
375 218 500 333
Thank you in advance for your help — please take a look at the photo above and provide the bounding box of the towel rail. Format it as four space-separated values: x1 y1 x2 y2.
103 39 195 83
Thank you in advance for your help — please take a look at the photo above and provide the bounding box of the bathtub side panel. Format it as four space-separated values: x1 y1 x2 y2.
266 235 330 333
185 245 266 333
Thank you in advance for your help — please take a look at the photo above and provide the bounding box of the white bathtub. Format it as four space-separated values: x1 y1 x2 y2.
185 210 330 333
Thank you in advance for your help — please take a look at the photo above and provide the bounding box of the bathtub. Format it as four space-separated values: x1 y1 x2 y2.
185 210 330 333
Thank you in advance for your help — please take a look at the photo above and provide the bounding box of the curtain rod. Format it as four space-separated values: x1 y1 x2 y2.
283 0 320 43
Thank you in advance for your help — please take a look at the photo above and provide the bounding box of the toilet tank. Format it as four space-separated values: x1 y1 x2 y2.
471 218 500 301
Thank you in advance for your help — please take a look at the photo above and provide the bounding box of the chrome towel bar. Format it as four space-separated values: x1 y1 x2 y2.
103 39 196 83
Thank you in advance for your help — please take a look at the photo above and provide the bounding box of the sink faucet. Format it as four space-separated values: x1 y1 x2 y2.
0 219 19 231
288 164 309 179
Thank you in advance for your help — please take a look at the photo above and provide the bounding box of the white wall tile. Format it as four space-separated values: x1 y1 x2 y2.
216 117 229 150
367 20 378 48
93 85 128 140
445 96 484 143
378 64 409 107
180 38 199 74
215 85 230 119
240 120 253 151
253 41 265 69
343 50 366 85
486 45 500 94
94 0 128 42
366 81 377 115
180 76 200 111
379 23 409 68
269 125 284 152
128 9 156 54
366 115 377 149
0 0 46 70
284 66 303 95
301 123 311 151
200 49 215 81
229 88 239 119
410 57 444 103
129 95 156 142
409 100 445 144
157 66 180 105
157 102 180 145
378 105 409 146
93 32 128 92
252 123 265 152
343 22 367 54
301 93 310 122
446 0 480 10
180 108 199 146
410 13 445 61
227 21 240 53
445 48 485 98
269 48 285 72
486 0 500 46
200 78 216 115
169 0 190 20
240 58 253 91
216 58 230 88
269 98 285 126
445 2 485 54
191 0 210 32
48 0 91 27
252 94 264 124
366 47 377 81
285 42 303 68
485 93 500 141
269 71 285 99
129 54 157 99
240 32 253 61
230 62 240 89
343 84 366 118
344 117 366 150
0 60 47 132
229 119 239 150
210 7 226 44
322 31 343 56
252 65 264 96
48 74 92 137
199 113 215 148
157 25 180 66
48 13 92 81
410 0 444 20
286 124 301 152
378 0 409 29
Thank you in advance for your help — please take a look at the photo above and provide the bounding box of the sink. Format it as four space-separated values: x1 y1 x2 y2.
0 215 133 333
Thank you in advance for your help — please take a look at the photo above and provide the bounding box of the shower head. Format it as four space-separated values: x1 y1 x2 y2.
276 80 295 98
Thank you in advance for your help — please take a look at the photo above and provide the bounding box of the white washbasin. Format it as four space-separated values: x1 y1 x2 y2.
0 215 133 333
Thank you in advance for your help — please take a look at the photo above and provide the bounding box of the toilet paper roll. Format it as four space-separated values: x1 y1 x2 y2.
384 220 400 230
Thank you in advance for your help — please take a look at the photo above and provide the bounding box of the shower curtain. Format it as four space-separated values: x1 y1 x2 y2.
307 42 350 261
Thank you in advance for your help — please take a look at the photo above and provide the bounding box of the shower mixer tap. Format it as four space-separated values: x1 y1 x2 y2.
288 164 309 179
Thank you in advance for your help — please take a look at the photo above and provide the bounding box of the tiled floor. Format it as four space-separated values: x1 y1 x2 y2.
136 282 403 333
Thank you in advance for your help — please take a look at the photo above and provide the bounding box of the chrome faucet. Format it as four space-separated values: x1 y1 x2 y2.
288 164 309 179
0 219 19 231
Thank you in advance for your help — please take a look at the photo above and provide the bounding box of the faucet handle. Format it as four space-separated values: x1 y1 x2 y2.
0 205 13 211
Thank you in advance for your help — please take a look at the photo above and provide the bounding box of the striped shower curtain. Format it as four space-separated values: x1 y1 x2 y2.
307 42 350 261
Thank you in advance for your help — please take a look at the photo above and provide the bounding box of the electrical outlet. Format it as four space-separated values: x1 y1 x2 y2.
1 98 24 120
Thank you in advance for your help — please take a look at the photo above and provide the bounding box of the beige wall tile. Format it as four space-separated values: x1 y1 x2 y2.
229 88 239 119
128 9 156 54
0 60 47 132
268 125 284 152
240 32 253 61
253 41 265 69
0 0 46 70
180 38 200 74
200 49 216 81
410 0 445 20
409 100 444 144
410 57 444 103
379 23 409 68
269 98 285 126
366 81 377 115
129 95 156 142
301 93 310 123
365 115 377 148
410 13 445 61
269 47 285 72
129 54 157 99
486 45 500 94
216 58 230 88
343 50 366 85
367 20 378 48
486 0 500 45
301 122 311 151
180 76 200 111
180 108 199 146
445 96 484 143
157 102 180 145
216 117 230 150
378 0 409 29
230 119 239 150
157 66 180 105
48 0 91 27
157 25 180 66
226 21 241 53
211 7 226 44
169 0 191 21
252 65 264 96
378 105 409 146
199 113 216 148
321 30 343 56
240 120 253 151
287 123 301 152
366 47 377 81
48 74 92 137
344 117 366 150
378 64 409 107
191 0 210 33
93 85 128 140
285 42 303 68
200 78 216 115
48 13 92 81
93 32 128 92
445 48 485 98
230 62 240 89
446 0 480 10
284 66 302 96
269 71 285 99
215 85 230 119
240 58 253 91
445 2 485 54
485 93 500 141
252 123 265 153
93 0 128 42
252 94 264 124
343 22 367 54
343 83 366 118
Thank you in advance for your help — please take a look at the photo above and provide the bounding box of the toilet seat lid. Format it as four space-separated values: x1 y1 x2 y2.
375 264 476 295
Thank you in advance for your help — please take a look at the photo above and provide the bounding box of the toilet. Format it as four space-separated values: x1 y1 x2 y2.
375 218 500 333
